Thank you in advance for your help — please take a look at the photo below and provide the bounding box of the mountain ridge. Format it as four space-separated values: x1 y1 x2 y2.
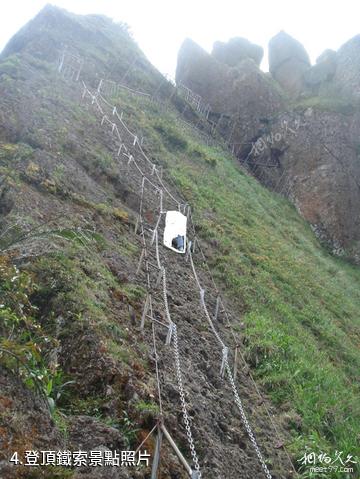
176 32 360 264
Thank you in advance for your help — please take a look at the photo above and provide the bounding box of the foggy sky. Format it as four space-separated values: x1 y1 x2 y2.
1 0 359 77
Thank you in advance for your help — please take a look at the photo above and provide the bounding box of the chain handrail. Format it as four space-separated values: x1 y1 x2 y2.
172 323 202 477
225 358 272 479
78 73 286 479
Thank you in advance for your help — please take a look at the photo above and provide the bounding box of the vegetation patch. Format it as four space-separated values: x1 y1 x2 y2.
154 120 188 151
125 95 360 477
292 95 356 115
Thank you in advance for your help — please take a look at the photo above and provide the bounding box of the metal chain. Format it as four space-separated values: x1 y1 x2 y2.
80 79 205 478
172 323 202 477
225 358 272 479
152 321 163 415
162 267 202 477
84 81 201 475
187 210 297 475
189 249 225 349
162 267 172 326
155 229 162 270
190 248 272 478
81 77 273 478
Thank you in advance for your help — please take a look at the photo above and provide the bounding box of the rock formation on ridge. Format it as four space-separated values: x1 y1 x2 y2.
176 31 360 262
212 37 264 67
268 30 311 96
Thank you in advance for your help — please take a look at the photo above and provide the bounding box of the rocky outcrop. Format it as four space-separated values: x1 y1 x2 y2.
0 4 162 93
245 108 360 260
268 31 311 96
212 37 263 67
317 49 337 65
176 38 223 105
176 31 360 262
303 49 337 91
176 38 284 153
333 35 360 99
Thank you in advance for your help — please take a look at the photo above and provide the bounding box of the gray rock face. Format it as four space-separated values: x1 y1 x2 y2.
212 37 264 67
176 38 220 97
334 35 360 98
245 108 360 261
176 33 360 262
316 49 337 64
177 40 280 110
269 31 311 95
304 50 337 88
176 38 283 151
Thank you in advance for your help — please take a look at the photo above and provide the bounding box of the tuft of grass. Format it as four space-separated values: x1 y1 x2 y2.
112 207 129 223
67 396 105 417
292 95 356 115
122 283 146 302
135 400 160 415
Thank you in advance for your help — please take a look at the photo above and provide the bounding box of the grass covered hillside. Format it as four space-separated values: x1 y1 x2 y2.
114 89 360 475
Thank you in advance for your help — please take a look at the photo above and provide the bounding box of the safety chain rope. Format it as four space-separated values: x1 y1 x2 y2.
154 229 162 270
135 186 201 475
187 210 296 476
188 246 272 478
161 267 172 325
96 88 182 207
172 323 202 477
80 76 275 478
188 247 225 349
176 181 294 475
82 83 185 221
152 320 163 415
136 165 163 419
162 267 202 475
225 359 272 479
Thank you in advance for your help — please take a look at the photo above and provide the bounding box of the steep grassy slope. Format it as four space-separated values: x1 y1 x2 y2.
113 90 360 475
0 7 359 479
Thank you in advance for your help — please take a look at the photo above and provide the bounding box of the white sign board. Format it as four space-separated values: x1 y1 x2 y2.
163 211 187 254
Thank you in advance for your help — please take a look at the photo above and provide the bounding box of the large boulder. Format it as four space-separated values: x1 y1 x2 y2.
175 38 222 102
333 35 360 99
176 38 284 150
245 108 360 261
269 31 311 95
176 34 360 262
212 37 264 67
304 49 337 89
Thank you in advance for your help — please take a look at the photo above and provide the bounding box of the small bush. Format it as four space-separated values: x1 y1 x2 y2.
112 207 129 223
